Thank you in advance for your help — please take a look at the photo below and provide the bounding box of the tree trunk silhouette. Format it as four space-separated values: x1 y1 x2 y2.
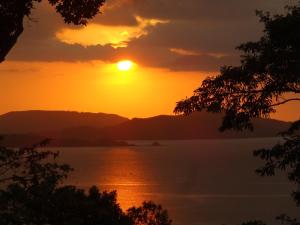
0 1 26 62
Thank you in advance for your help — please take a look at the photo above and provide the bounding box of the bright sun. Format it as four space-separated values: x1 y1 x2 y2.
117 60 133 71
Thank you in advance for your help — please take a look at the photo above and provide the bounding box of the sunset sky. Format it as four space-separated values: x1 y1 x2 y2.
0 0 298 121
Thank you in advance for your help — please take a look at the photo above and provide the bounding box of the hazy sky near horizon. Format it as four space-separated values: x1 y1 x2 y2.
0 0 299 121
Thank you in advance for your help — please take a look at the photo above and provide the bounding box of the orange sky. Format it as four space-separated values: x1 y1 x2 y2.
0 61 208 118
0 60 298 121
0 0 299 122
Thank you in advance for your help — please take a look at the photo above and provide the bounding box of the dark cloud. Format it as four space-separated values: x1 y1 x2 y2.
8 40 117 62
164 54 240 71
98 0 293 25
128 20 261 54
6 0 298 72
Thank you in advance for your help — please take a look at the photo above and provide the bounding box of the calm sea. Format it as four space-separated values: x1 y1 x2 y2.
51 138 299 225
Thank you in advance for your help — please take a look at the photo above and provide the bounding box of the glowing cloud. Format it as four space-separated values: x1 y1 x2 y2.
170 48 201 56
56 16 169 49
170 48 228 58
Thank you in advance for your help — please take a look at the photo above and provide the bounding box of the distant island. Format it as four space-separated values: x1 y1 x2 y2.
0 110 291 147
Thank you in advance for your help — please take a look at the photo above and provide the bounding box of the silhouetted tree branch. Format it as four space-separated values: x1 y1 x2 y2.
276 214 300 225
175 2 300 223
0 0 105 63
254 120 300 205
127 201 172 225
0 139 172 225
0 138 72 187
175 4 300 132
239 215 300 225
270 98 300 107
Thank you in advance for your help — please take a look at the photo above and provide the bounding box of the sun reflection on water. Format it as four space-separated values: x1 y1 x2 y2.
60 147 153 210
94 148 153 210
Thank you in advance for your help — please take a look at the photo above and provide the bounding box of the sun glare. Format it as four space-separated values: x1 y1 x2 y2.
117 60 133 71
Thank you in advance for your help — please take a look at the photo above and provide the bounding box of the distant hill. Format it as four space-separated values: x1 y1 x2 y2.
0 110 129 134
0 134 134 148
0 110 291 147
60 112 290 140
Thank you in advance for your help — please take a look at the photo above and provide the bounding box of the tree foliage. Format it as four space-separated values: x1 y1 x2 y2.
276 214 300 225
127 201 172 225
0 139 72 186
0 185 130 225
175 5 300 132
0 140 172 225
240 216 300 225
254 121 300 205
175 3 300 207
0 0 105 62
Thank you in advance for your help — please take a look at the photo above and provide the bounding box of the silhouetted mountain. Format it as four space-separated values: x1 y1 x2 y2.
54 112 290 141
0 134 46 148
0 134 135 148
0 110 129 134
0 111 291 147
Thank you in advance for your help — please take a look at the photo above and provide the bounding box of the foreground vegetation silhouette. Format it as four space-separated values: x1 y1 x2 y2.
175 2 300 224
1 0 299 225
0 1 173 224
0 0 105 63
0 140 172 225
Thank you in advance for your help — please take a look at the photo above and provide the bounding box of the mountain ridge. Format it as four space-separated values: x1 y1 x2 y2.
0 110 129 134
0 110 291 147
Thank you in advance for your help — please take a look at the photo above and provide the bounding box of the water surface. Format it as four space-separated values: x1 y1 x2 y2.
53 138 299 225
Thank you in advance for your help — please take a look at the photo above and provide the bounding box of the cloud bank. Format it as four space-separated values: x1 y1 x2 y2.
7 0 295 72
